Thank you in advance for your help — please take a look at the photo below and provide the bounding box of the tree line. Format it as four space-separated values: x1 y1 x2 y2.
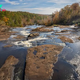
0 11 50 27
52 3 80 26
0 3 80 27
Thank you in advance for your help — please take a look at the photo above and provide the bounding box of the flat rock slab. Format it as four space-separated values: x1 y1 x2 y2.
0 32 11 41
13 35 25 40
31 27 54 32
0 56 19 80
3 44 13 48
25 45 63 80
58 36 73 43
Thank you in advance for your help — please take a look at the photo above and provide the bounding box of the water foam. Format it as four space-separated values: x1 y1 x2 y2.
12 37 48 47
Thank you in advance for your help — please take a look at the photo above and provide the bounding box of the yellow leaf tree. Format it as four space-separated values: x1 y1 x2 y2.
3 16 9 25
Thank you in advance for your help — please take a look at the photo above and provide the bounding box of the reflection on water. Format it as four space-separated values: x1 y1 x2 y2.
52 59 78 80
52 41 80 80
0 43 27 80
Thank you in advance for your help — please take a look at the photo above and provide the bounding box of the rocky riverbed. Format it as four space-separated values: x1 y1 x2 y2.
0 25 80 80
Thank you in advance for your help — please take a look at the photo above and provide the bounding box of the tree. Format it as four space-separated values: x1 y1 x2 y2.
53 11 59 24
71 3 79 10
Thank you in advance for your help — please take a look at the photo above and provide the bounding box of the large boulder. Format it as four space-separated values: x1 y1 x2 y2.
25 45 63 80
0 56 19 80
27 33 39 40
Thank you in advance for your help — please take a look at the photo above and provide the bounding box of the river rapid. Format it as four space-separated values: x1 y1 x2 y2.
0 25 80 80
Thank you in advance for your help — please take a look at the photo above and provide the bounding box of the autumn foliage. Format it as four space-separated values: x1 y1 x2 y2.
52 3 80 26
0 11 49 27
3 17 9 23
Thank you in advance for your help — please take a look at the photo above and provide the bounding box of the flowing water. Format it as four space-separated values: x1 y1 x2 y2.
0 25 80 80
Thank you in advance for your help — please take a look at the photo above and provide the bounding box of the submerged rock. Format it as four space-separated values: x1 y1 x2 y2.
3 44 13 48
58 36 73 43
25 45 63 80
0 56 19 80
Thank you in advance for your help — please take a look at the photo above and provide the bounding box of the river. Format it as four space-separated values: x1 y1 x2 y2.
0 25 80 80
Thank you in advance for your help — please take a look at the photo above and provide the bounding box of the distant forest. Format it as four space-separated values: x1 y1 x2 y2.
0 11 51 27
0 3 80 27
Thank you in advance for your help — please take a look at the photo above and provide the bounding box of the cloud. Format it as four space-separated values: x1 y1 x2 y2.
20 0 22 2
6 7 61 14
4 0 80 14
48 0 70 3
5 0 19 5
34 7 61 14
48 0 80 4
23 3 27 4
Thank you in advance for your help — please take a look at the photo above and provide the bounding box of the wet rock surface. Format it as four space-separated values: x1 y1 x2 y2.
27 33 39 40
61 30 71 32
0 26 10 32
3 44 13 48
13 35 25 40
32 27 54 32
77 37 80 40
0 32 11 41
0 26 14 41
58 25 70 28
25 45 63 80
58 36 73 43
0 55 19 80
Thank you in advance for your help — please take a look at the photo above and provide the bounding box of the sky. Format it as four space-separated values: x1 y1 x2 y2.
0 0 80 14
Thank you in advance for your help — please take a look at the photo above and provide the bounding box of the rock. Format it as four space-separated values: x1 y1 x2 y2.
3 45 13 48
0 26 11 41
55 30 72 33
61 30 72 32
77 37 80 40
0 26 10 32
31 27 53 32
13 35 25 40
27 33 39 40
0 32 11 41
61 30 68 32
46 26 54 28
0 56 19 80
58 36 73 43
1 27 9 32
47 35 55 38
59 25 70 28
25 45 63 80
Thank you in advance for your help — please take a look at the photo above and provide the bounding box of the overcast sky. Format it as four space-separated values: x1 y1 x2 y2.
0 0 80 14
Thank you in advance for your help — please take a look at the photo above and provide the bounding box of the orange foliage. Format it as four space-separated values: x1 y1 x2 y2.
3 17 9 23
